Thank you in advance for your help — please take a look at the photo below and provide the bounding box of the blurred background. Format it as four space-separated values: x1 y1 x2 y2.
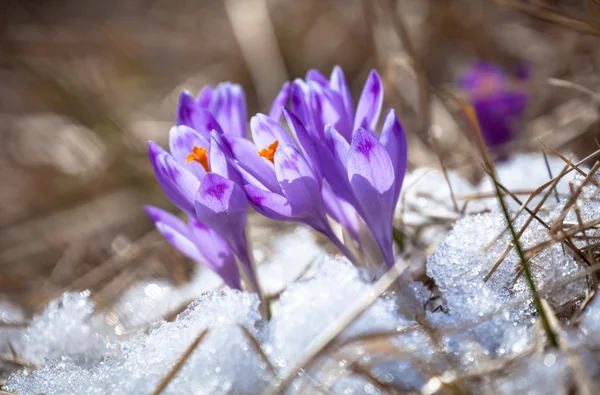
1 0 599 312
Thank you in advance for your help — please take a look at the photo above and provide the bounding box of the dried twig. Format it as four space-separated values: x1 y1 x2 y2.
151 328 210 395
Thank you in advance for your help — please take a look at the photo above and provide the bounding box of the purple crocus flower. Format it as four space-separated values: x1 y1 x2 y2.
177 82 247 138
459 62 529 149
148 84 259 289
216 109 358 263
144 206 241 289
280 67 386 246
273 67 407 267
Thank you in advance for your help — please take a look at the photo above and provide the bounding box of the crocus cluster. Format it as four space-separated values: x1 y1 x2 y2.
146 67 408 292
459 62 529 150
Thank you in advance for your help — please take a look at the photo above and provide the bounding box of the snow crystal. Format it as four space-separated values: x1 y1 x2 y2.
16 292 117 366
580 295 600 345
257 226 324 296
6 290 270 395
427 210 584 354
496 353 569 395
398 168 480 247
263 257 412 370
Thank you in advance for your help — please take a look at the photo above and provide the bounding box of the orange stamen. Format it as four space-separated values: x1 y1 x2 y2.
257 140 279 164
186 146 210 172
478 75 500 96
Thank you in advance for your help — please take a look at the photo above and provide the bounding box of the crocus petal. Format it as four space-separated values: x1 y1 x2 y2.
209 131 243 185
176 91 199 128
379 109 407 203
168 125 209 180
209 82 247 138
155 222 205 268
306 69 329 87
306 84 326 139
194 173 249 259
314 137 356 208
309 82 351 141
353 70 383 132
347 128 396 266
321 185 360 244
244 184 294 221
223 134 281 194
148 141 200 216
250 113 295 150
177 92 224 138
196 86 214 108
269 82 290 122
325 124 350 167
329 66 354 126
290 79 321 139
283 109 321 180
144 206 189 237
274 144 328 230
188 218 241 290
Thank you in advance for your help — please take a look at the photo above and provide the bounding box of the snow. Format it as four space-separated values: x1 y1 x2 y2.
4 153 600 394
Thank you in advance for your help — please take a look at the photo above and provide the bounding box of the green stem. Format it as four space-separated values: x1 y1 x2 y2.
491 176 558 348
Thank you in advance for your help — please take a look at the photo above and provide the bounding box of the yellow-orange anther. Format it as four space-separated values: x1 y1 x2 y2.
186 146 210 172
477 75 501 96
257 140 279 164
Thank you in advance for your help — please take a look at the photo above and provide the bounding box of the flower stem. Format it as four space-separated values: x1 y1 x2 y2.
239 244 271 321
323 227 361 266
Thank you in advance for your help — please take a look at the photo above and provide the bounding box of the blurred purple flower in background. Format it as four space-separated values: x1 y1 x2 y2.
459 62 529 149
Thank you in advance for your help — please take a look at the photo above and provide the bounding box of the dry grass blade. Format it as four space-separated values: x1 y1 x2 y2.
488 0 600 35
458 189 544 201
316 351 397 395
569 182 597 271
550 161 600 232
547 78 600 106
0 353 36 370
435 139 460 213
524 217 600 258
0 322 29 328
451 92 559 348
478 156 568 255
263 259 408 395
150 328 210 395
346 362 397 394
539 141 598 184
315 352 369 394
483 161 571 282
499 147 600 221
542 149 561 203
237 324 277 374
478 151 593 267
30 231 161 307
386 0 431 137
